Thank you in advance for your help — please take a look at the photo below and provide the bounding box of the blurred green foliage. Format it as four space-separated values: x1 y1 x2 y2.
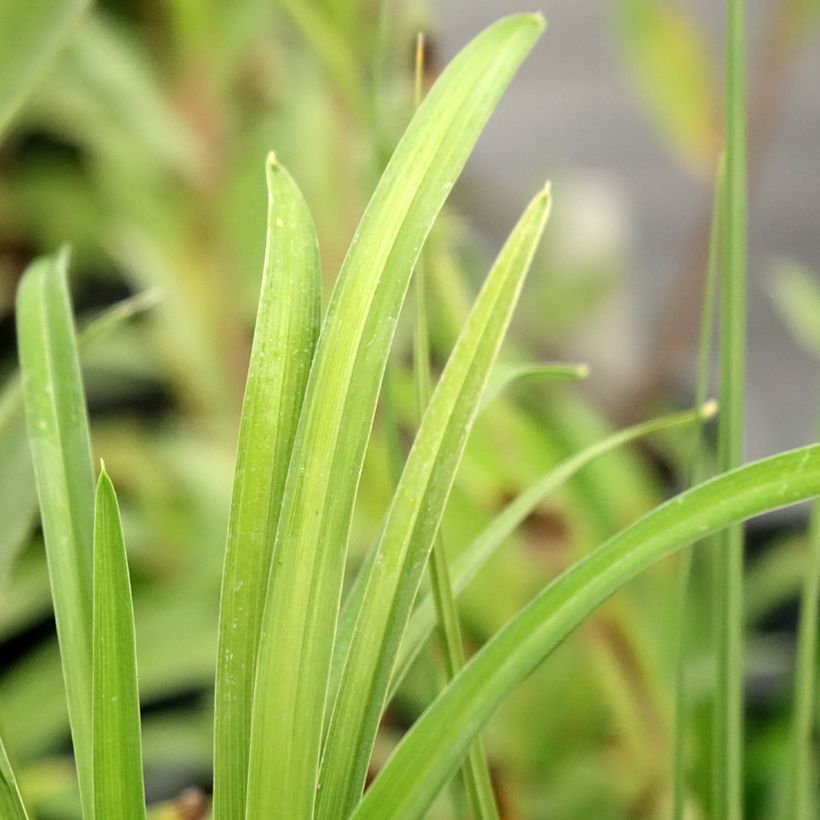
0 1 817 818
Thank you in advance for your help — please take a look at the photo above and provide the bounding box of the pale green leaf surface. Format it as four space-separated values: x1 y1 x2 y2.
0 734 29 820
246 15 543 818
355 443 820 819
213 155 321 820
92 468 145 820
390 404 716 696
15 248 95 816
318 186 551 817
0 0 90 138
1 289 160 588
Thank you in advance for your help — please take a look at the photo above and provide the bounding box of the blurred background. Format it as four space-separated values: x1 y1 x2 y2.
0 1 818 818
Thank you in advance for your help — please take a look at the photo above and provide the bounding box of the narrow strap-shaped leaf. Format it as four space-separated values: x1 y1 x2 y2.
354 443 820 820
318 186 551 817
15 248 95 816
246 15 543 818
0 0 90 138
478 362 588 413
410 30 497 817
93 467 145 820
0 733 29 820
1 289 161 587
389 403 717 697
713 0 748 814
784 476 820 819
212 155 321 820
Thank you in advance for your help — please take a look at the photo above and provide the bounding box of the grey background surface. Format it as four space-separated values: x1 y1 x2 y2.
434 0 820 460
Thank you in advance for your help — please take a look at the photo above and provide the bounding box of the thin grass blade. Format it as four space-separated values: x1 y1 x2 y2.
92 466 145 820
784 460 820 820
318 186 551 817
410 29 497 818
479 362 588 413
212 155 321 820
15 248 95 816
672 156 723 820
0 734 29 820
355 443 820 820
246 15 544 818
1 288 160 589
390 403 717 696
714 0 748 814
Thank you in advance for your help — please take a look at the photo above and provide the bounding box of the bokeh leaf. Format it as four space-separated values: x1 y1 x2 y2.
0 0 90 138
615 0 718 173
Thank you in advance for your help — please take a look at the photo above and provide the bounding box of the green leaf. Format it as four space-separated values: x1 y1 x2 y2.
389 403 717 696
0 288 161 589
212 154 321 820
479 361 588 414
15 248 95 816
785 497 820 820
92 466 145 820
0 733 29 820
319 185 551 817
0 380 36 589
0 0 90 138
714 0 747 813
355 443 820 819
246 15 544 818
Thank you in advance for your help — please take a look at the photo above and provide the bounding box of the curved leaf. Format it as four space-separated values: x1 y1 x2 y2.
389 403 717 696
15 248 95 816
355 443 820 819
319 186 551 817
246 15 544 818
212 155 321 820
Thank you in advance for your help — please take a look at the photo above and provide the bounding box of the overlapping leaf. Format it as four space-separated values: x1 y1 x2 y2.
245 15 544 817
356 443 820 819
213 155 321 820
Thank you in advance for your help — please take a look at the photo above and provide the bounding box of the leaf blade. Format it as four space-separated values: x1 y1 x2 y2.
318 186 551 817
389 403 716 697
0 734 29 820
92 467 145 820
355 443 820 819
246 15 544 818
212 155 321 820
15 248 95 816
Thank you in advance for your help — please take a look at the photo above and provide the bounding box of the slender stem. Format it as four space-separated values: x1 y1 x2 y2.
785 449 820 820
412 32 499 820
714 0 747 816
672 158 723 820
